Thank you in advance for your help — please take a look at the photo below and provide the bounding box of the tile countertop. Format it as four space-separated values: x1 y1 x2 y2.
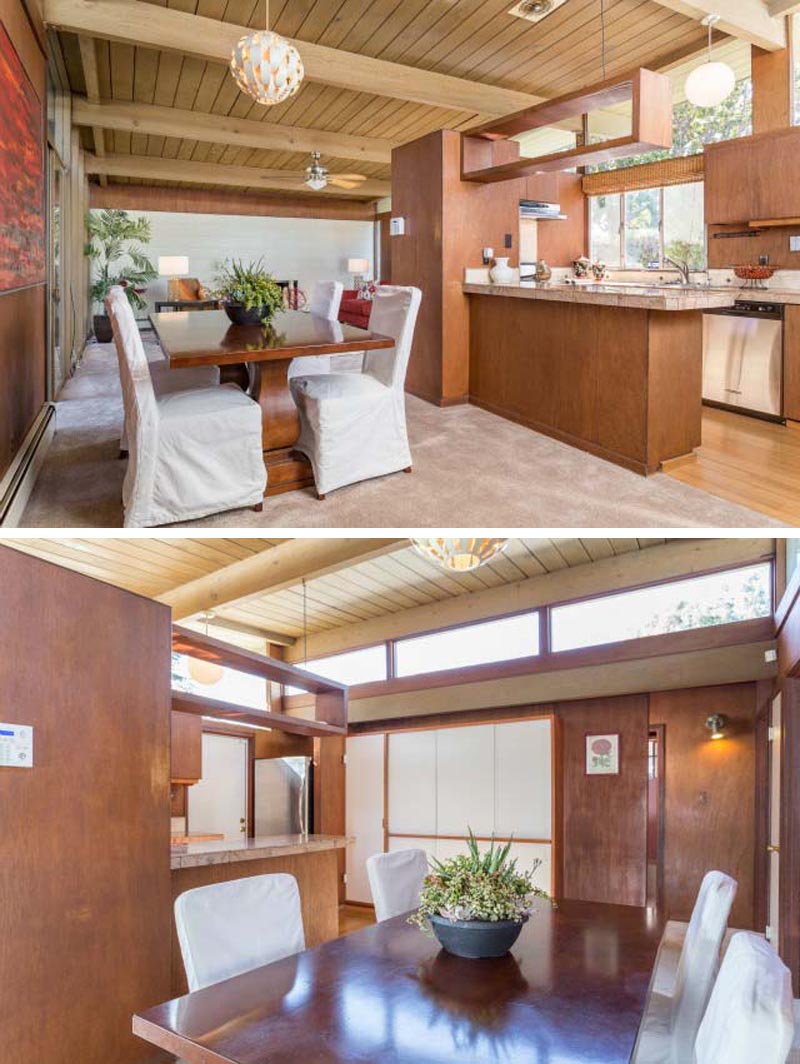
463 281 739 312
170 833 350 870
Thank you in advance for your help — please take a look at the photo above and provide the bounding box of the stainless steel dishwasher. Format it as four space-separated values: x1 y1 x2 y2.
702 300 784 421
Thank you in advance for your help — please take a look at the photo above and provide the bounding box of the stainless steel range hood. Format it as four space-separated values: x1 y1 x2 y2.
519 199 567 220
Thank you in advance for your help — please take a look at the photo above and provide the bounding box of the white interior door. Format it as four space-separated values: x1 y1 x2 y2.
345 734 385 904
767 692 781 945
188 733 248 841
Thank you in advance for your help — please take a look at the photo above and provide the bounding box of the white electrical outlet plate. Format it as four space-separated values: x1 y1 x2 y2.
790 235 800 252
389 217 405 236
0 723 33 768
765 648 778 663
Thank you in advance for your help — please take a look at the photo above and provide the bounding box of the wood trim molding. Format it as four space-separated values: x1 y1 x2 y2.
648 0 786 51
346 617 777 703
172 691 345 737
779 677 800 991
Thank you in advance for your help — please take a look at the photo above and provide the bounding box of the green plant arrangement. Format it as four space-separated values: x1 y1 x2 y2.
410 831 553 959
85 209 157 341
214 258 285 326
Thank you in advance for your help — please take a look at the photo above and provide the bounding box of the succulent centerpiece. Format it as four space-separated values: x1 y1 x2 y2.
410 831 553 959
214 258 285 326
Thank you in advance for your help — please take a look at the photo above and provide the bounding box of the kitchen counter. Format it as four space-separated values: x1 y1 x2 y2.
463 281 738 311
170 833 349 870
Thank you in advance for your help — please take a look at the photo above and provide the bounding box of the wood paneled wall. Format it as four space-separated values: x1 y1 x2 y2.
752 44 792 135
391 129 587 405
0 0 46 479
557 694 650 907
0 546 173 1064
314 735 346 902
90 182 377 222
650 684 759 930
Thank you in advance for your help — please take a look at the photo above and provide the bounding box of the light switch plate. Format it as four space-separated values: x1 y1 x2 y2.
790 235 800 252
0 723 33 768
389 216 405 236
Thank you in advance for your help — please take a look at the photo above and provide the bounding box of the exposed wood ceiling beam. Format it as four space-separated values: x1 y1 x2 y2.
284 538 774 662
648 0 786 50
44 0 544 116
77 35 106 185
72 98 395 166
768 0 800 14
158 538 408 621
183 614 297 648
84 154 391 198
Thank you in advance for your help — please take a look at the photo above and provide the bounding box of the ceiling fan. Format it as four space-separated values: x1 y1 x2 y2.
304 151 367 192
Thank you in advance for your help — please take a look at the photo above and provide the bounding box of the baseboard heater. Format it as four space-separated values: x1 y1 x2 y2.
0 403 56 527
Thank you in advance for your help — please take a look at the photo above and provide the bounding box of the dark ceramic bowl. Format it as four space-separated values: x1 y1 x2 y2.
429 914 527 959
223 302 271 326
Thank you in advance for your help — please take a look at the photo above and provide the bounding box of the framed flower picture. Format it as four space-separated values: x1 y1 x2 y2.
585 733 620 775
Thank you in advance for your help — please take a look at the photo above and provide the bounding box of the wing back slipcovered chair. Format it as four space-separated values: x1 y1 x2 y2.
633 870 738 1063
367 848 429 922
290 285 422 499
175 874 305 991
107 294 266 527
288 280 344 380
694 933 793 1064
105 286 220 457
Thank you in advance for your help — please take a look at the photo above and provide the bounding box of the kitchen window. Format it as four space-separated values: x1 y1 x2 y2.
589 182 706 270
395 612 540 678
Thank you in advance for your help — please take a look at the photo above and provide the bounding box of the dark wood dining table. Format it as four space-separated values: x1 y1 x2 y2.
132 900 662 1063
149 308 394 496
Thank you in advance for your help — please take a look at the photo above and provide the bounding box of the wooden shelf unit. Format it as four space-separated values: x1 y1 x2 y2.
172 627 347 736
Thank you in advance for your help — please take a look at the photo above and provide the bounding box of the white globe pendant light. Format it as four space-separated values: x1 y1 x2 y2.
685 14 736 109
230 0 304 106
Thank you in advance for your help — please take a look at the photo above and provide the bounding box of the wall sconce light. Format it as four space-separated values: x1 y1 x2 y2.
705 714 727 740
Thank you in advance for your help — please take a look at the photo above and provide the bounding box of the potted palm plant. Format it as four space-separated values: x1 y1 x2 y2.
85 209 157 342
214 258 285 326
410 831 552 959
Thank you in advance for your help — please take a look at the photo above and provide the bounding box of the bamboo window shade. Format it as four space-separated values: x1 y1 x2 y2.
582 154 704 196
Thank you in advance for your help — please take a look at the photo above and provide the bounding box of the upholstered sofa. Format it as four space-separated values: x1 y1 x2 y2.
338 282 390 329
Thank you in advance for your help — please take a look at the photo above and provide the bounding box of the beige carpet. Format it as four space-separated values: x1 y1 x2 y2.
20 338 781 529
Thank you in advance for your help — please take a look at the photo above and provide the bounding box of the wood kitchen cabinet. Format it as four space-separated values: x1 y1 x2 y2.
171 709 202 783
785 305 800 423
705 128 800 224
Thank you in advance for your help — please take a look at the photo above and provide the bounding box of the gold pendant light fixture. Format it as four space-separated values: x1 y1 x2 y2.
411 538 509 572
230 0 304 107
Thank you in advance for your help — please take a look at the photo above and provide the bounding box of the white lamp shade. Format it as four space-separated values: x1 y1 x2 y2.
158 256 189 276
685 61 736 108
347 258 369 273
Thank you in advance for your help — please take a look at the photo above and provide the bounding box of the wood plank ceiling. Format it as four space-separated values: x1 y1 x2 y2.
1 536 671 637
57 0 710 197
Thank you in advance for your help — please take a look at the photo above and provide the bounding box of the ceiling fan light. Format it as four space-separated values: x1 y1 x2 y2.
230 29 304 106
305 174 328 191
684 60 735 108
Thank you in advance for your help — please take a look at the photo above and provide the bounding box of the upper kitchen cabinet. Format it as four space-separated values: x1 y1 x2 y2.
171 710 202 784
705 128 800 225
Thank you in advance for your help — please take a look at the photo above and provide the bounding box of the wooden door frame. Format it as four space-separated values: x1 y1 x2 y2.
198 725 256 839
647 723 666 911
754 679 775 934
779 676 800 992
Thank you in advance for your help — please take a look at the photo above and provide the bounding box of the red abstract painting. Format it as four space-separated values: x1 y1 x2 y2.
0 21 45 293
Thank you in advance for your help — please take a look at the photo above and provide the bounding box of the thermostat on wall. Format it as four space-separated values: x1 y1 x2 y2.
0 723 33 768
389 217 405 236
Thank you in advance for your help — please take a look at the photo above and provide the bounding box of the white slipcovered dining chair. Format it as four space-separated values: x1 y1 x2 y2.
107 293 266 527
694 933 793 1064
290 285 422 499
366 848 428 922
633 870 738 1063
105 287 220 457
174 874 305 991
288 280 344 379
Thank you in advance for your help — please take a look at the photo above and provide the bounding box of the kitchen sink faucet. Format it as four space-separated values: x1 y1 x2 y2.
665 255 691 286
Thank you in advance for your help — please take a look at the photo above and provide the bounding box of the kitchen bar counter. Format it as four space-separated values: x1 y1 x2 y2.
170 833 348 870
466 284 711 474
463 281 738 311
170 834 350 995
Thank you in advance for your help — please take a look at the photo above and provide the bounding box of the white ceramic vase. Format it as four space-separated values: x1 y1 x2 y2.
489 257 514 285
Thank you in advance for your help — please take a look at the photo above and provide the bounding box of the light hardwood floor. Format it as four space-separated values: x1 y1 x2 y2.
339 904 376 936
664 408 800 526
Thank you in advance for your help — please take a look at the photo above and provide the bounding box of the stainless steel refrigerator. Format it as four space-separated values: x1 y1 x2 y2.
254 756 312 836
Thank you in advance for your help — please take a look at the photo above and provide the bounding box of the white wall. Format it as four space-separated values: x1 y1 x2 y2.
122 210 375 314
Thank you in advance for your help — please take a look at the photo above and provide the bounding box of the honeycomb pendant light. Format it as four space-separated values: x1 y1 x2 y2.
230 1 304 106
411 538 509 572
